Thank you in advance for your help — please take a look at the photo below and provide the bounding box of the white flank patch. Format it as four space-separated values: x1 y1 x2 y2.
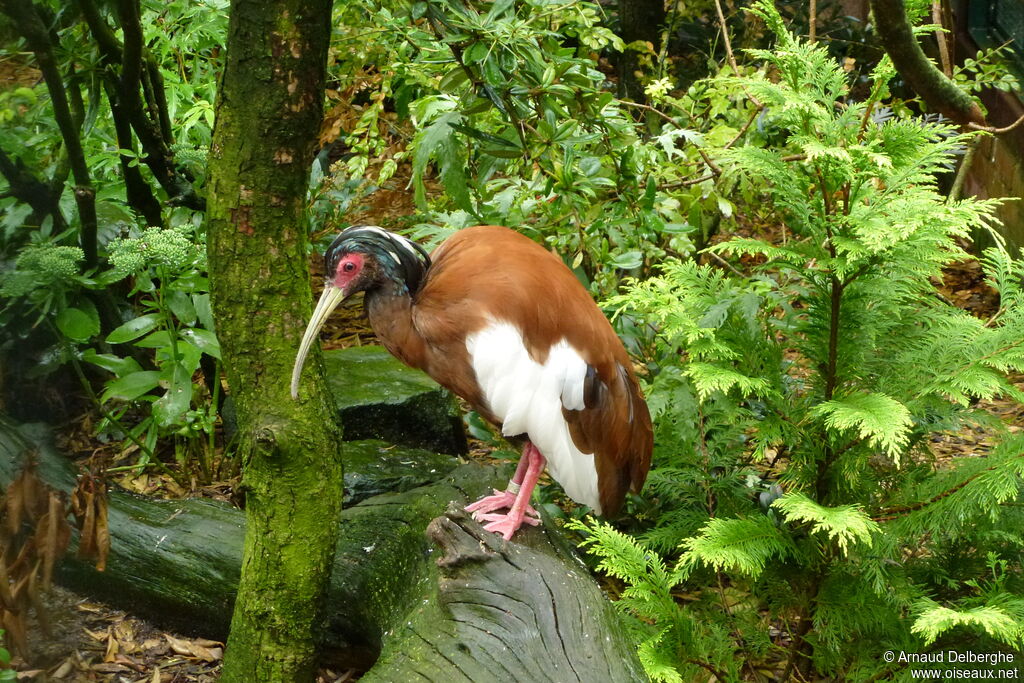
466 321 601 513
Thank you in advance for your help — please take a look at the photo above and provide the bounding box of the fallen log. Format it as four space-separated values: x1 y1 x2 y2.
364 505 647 682
1 421 646 679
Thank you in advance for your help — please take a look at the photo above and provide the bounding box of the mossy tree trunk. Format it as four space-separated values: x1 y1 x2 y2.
868 0 985 126
205 1 343 681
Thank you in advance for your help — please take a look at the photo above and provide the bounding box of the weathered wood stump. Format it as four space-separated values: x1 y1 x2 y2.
364 506 647 682
1 421 646 680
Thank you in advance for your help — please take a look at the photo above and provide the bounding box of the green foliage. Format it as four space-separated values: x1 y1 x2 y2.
0 0 224 476
771 493 878 556
0 629 12 682
577 2 1024 679
92 225 221 474
679 516 795 578
322 0 762 294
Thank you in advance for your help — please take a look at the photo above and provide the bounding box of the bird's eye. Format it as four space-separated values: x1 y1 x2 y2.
343 262 356 273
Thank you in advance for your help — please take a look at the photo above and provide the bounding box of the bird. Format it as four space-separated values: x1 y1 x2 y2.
290 225 652 539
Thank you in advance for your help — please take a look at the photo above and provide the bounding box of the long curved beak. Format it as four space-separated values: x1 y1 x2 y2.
290 284 347 399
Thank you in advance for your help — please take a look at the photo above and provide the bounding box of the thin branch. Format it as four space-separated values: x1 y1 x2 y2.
724 106 763 149
75 0 202 210
661 173 715 190
712 0 762 108
713 0 741 78
968 111 1024 135
0 147 68 232
809 0 818 43
931 1 952 77
871 466 992 523
947 135 980 203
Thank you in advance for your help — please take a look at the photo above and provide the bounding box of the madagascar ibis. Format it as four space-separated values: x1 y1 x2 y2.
291 225 652 539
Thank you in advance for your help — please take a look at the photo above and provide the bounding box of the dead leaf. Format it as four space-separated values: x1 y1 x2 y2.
38 492 71 588
50 657 74 678
164 634 222 662
83 626 109 642
139 637 165 651
104 626 119 662
76 602 104 613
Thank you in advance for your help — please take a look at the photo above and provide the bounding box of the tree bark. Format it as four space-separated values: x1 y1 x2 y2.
205 0 342 680
869 0 985 126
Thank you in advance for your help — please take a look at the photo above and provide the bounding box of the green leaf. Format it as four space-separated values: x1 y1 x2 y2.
448 122 519 148
610 251 643 270
912 599 1024 648
102 371 161 402
166 289 197 326
193 293 215 332
134 330 173 348
153 362 193 427
772 493 879 554
412 110 463 208
684 363 770 399
181 328 221 359
106 314 162 344
81 349 142 376
485 0 513 22
811 392 912 458
56 306 100 341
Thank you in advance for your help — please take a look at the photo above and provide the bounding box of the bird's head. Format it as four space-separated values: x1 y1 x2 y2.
290 225 431 399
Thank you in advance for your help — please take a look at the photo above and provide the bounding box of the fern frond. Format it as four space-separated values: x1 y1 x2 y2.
685 362 772 400
773 493 880 554
912 597 1024 648
811 392 913 458
637 629 684 683
679 516 796 578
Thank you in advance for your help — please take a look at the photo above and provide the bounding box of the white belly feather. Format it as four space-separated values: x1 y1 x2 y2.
465 321 601 513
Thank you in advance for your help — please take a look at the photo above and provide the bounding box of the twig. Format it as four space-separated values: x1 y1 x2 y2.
809 0 818 43
724 106 763 149
713 0 741 78
713 0 762 108
619 99 687 126
697 148 722 176
948 136 980 203
870 454 1024 522
707 250 745 277
932 1 952 77
967 111 1024 135
661 173 715 190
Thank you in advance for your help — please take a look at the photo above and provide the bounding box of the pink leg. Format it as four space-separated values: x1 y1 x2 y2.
476 446 547 540
465 445 539 518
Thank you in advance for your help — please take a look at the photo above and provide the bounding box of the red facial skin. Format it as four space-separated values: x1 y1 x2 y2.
333 252 365 292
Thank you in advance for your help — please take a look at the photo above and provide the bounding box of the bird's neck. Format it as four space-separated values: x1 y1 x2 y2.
365 283 426 369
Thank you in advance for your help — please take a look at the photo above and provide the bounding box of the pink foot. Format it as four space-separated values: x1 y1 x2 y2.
479 510 541 540
465 489 538 518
